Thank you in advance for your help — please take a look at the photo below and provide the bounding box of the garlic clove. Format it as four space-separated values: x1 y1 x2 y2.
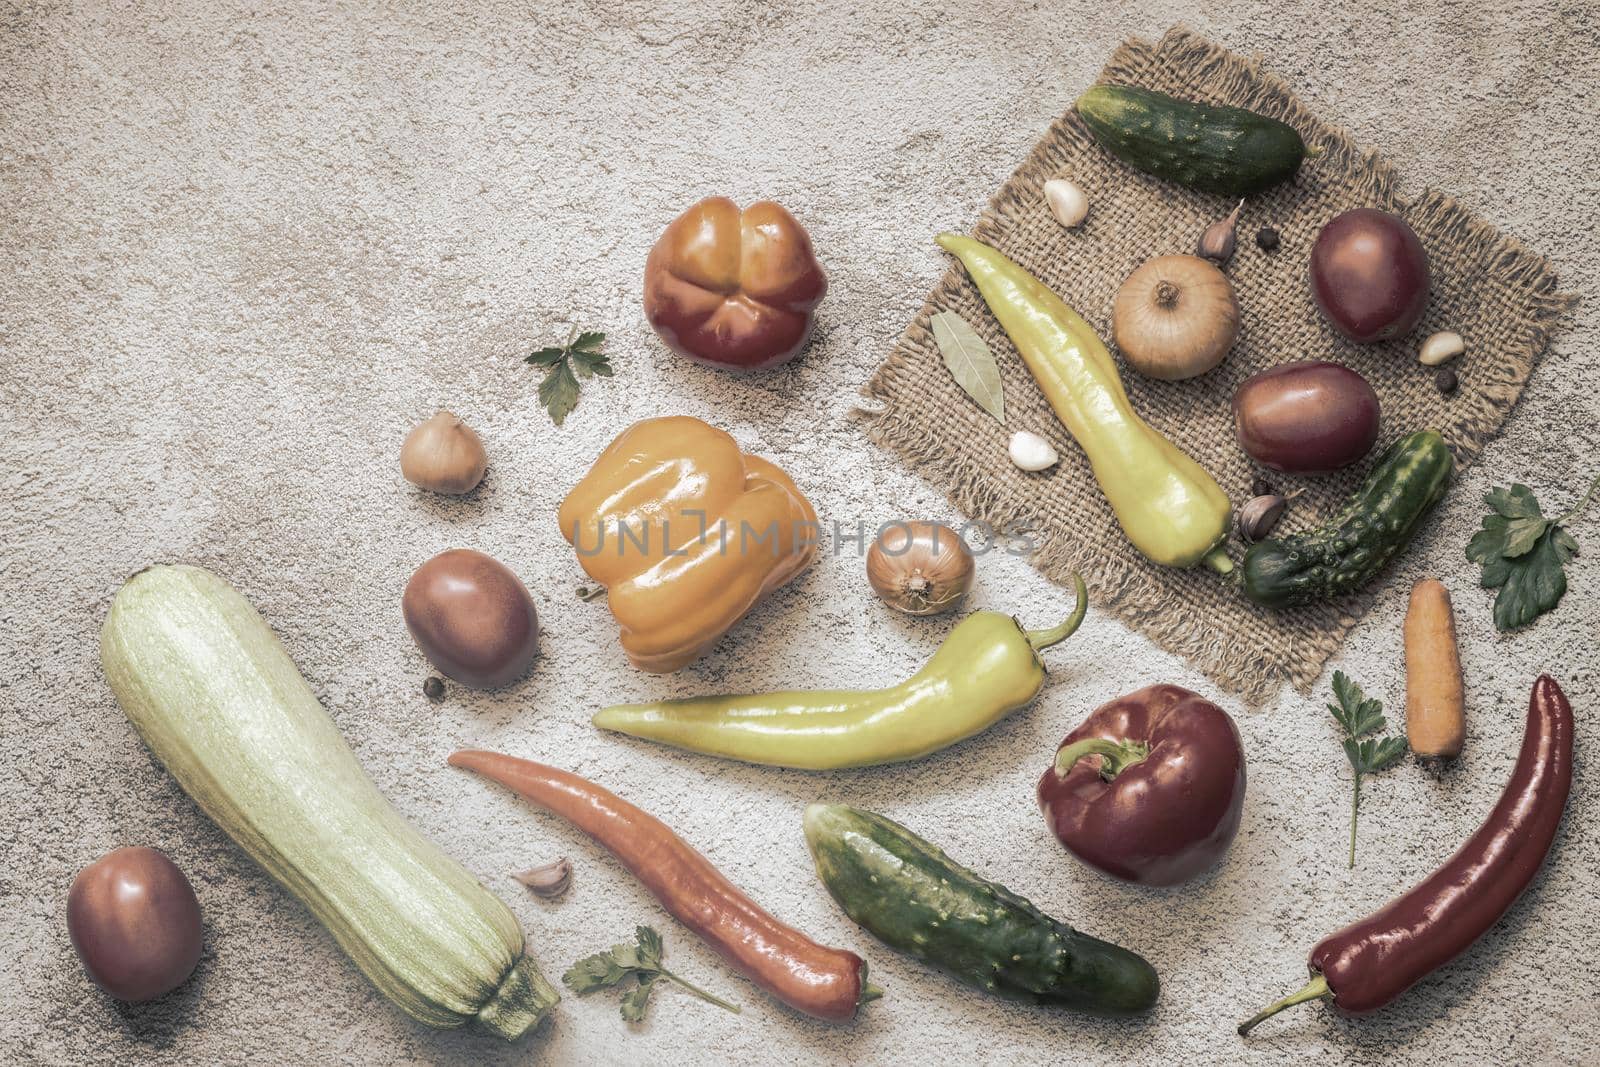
512 857 572 898
1418 330 1465 367
1237 494 1289 543
1043 179 1089 229
1009 430 1060 472
401 411 489 494
1198 199 1244 264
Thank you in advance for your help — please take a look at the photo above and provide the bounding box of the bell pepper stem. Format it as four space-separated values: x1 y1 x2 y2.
1025 572 1088 652
1237 974 1330 1036
1052 736 1149 780
1203 546 1234 575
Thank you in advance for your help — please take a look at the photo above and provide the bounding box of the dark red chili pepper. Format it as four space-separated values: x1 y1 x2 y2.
448 750 880 1022
1239 674 1573 1035
1037 685 1246 886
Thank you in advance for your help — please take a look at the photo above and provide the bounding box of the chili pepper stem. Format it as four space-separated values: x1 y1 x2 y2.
860 982 885 1003
1024 573 1088 651
1052 736 1150 781
659 968 742 1014
1203 546 1234 575
1237 974 1330 1036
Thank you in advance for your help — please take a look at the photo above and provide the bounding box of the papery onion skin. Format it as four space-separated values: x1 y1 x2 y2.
401 411 489 494
866 522 975 616
1112 255 1239 381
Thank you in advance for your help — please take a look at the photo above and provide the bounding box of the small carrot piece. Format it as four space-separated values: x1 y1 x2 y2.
1403 578 1465 758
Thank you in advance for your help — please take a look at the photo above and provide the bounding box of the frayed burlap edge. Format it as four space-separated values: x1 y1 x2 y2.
862 27 1576 706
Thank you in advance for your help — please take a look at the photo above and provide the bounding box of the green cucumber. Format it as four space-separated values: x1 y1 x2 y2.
802 804 1158 1015
1243 431 1454 607
1076 85 1315 197
101 564 559 1038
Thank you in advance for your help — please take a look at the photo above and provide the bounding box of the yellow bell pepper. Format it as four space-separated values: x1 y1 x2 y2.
558 415 818 672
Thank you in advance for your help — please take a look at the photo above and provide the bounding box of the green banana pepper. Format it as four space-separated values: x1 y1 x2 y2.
592 576 1087 770
938 233 1234 573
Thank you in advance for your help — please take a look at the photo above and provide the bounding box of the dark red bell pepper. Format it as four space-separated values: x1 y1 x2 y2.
1239 674 1574 1035
1037 684 1246 886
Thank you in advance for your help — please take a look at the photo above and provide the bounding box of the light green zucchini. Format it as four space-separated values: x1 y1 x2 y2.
100 564 557 1039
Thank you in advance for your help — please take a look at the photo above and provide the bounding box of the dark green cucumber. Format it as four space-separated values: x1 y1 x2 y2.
802 803 1158 1015
1076 85 1315 197
1243 431 1454 607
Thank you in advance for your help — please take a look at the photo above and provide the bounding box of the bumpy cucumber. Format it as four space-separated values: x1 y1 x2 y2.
1076 85 1314 197
802 804 1159 1015
1243 431 1454 607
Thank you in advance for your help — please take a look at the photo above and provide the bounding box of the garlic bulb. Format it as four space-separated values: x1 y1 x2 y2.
1008 431 1060 472
1043 179 1089 228
401 411 488 494
866 522 975 616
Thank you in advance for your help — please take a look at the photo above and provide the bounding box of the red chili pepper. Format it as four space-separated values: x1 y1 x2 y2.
448 750 879 1022
1239 674 1573 1035
1036 685 1247 886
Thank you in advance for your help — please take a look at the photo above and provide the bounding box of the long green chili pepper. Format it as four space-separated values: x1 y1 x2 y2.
592 575 1088 770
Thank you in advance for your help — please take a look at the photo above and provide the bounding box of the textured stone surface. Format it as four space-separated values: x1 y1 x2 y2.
2 2 1596 1065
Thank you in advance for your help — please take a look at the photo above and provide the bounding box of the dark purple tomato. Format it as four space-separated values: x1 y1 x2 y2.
1233 361 1381 473
1310 208 1430 343
67 847 203 1002
402 548 539 688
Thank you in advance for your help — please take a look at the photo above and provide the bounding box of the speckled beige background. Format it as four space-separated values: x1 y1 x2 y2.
3 2 1597 1065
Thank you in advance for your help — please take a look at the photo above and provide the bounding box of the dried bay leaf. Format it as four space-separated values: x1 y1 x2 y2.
931 310 1005 424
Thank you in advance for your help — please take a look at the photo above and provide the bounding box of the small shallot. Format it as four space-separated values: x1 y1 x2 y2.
512 857 572 898
401 411 488 494
866 521 975 616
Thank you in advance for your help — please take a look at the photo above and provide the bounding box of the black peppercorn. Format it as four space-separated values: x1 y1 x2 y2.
1251 477 1275 498
1435 366 1458 395
1255 227 1280 252
423 676 445 701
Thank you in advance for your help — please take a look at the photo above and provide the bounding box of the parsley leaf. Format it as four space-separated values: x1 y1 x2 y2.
562 946 633 993
1466 475 1597 631
1328 671 1407 869
634 925 663 970
524 327 612 425
619 975 658 1023
562 925 740 1023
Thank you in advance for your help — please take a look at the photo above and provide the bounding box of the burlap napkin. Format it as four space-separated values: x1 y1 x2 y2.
863 28 1573 705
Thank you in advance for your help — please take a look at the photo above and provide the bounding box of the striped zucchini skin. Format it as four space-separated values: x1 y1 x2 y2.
100 564 557 1039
